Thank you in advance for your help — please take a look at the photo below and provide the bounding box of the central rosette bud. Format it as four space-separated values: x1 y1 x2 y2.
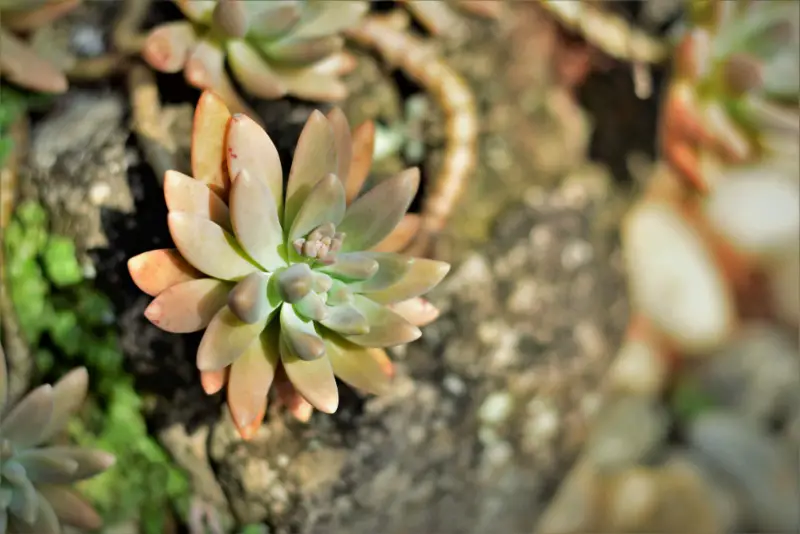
292 222 345 264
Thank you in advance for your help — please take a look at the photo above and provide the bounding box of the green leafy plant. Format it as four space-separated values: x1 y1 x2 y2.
0 0 81 93
142 0 367 114
128 90 449 439
0 344 114 534
2 201 191 533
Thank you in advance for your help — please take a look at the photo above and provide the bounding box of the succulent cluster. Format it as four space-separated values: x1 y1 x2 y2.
128 90 449 439
663 0 799 191
0 0 81 93
143 0 368 115
0 344 114 534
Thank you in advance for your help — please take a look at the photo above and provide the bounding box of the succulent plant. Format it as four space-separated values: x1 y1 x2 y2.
662 0 799 190
142 0 368 115
0 0 82 93
128 90 449 439
0 343 115 534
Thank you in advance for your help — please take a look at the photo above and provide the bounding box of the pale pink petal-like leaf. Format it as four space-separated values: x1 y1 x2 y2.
280 304 326 361
0 28 67 93
1 0 81 32
190 89 232 199
174 0 216 23
345 296 421 347
196 306 269 371
128 249 202 297
37 485 103 531
288 174 346 241
365 258 450 304
201 367 229 395
212 0 248 38
260 35 344 64
272 65 348 102
28 447 115 483
26 493 60 534
348 252 412 293
346 120 376 204
227 329 279 433
0 385 53 448
326 107 353 185
243 1 302 39
274 365 314 422
163 169 231 230
168 212 258 280
226 40 287 100
388 297 441 327
338 168 420 252
325 334 393 395
229 170 285 271
141 21 197 73
370 213 420 253
228 272 274 324
284 110 338 229
185 41 257 121
226 113 283 218
319 304 369 335
38 367 88 443
318 252 378 281
144 278 230 333
279 334 338 414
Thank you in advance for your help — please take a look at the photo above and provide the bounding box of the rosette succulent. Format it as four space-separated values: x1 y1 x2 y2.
128 91 449 439
0 344 115 534
142 0 368 115
0 0 81 93
663 0 799 191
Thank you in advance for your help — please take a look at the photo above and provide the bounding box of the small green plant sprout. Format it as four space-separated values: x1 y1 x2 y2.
142 0 368 115
0 343 115 534
128 90 449 439
0 0 82 93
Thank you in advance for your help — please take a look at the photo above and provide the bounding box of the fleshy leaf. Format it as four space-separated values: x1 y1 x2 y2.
365 258 450 304
228 272 273 324
201 368 229 395
325 280 354 306
326 108 353 187
38 367 88 443
185 41 257 118
229 169 285 271
276 263 313 303
348 253 412 293
279 335 338 413
226 113 283 218
197 306 269 371
280 304 326 361
290 0 368 39
142 21 197 73
388 297 441 327
212 0 248 38
0 28 67 94
346 120 376 204
284 110 338 229
168 212 258 280
27 492 60 534
243 1 302 39
324 334 393 395
269 64 348 102
5 461 38 522
226 40 287 100
318 252 378 281
0 0 81 32
371 213 420 253
319 304 370 335
190 90 232 199
261 35 344 65
338 168 420 252
227 329 279 436
288 173 346 242
14 450 79 482
29 447 115 483
0 343 7 415
0 385 53 448
345 295 421 347
174 0 216 22
128 249 202 297
145 278 230 333
37 485 103 531
293 292 328 322
163 170 231 230
273 365 314 422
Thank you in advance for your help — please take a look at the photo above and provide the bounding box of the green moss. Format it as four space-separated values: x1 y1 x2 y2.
3 200 191 533
0 84 53 167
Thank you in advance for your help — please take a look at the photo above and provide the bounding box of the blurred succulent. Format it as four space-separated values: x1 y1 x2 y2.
0 0 82 93
662 0 799 191
0 343 115 534
128 91 449 439
142 0 368 115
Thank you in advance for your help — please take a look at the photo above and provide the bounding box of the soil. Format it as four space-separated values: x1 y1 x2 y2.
11 1 661 532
